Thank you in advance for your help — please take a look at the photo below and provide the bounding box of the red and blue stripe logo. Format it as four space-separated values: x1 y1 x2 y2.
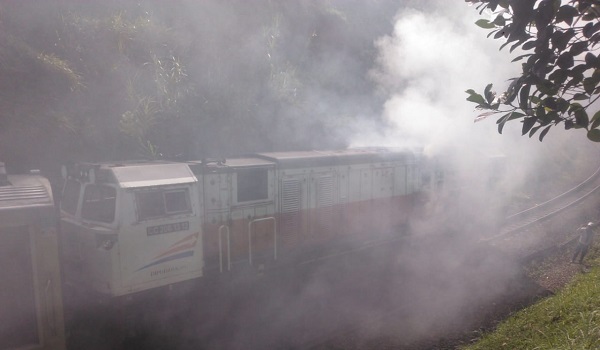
137 232 199 271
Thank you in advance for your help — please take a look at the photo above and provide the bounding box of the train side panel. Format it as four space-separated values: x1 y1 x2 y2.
197 159 277 273
0 173 66 350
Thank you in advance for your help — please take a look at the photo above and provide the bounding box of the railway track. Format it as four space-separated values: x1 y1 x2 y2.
303 166 600 350
485 165 600 241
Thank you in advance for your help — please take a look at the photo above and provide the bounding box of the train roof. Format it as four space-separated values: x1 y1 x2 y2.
254 148 415 167
188 148 416 173
67 161 197 188
0 174 53 210
188 157 274 168
111 163 197 188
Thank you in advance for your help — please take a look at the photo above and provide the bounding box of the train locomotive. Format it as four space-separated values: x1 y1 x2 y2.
58 148 428 300
0 164 66 350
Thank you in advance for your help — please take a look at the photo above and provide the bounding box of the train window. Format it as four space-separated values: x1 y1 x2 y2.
81 184 116 223
237 168 268 202
136 188 191 220
164 190 190 213
61 179 81 215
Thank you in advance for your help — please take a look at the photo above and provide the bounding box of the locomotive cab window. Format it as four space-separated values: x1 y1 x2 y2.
237 168 268 202
136 188 191 221
81 184 116 223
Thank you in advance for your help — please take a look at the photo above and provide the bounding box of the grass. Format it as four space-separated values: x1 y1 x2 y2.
462 251 600 350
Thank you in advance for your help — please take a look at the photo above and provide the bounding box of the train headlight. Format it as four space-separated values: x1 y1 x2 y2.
95 233 118 250
102 239 115 250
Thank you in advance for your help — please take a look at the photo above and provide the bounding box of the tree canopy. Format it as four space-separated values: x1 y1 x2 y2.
465 0 600 142
0 0 401 174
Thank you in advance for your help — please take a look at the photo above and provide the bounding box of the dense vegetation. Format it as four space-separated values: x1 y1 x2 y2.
0 0 402 176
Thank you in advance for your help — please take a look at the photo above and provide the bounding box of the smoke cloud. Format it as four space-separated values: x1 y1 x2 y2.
354 1 521 154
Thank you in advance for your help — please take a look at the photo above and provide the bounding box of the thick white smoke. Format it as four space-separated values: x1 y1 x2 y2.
353 1 521 155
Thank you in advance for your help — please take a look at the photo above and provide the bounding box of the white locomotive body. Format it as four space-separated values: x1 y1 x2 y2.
60 148 424 297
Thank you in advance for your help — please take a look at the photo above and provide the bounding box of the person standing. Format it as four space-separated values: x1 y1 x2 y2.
572 222 596 264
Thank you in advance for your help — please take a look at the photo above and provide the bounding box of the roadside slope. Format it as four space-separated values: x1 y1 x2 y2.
461 241 600 350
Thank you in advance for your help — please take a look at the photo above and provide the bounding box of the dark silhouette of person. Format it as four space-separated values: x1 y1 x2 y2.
572 222 596 264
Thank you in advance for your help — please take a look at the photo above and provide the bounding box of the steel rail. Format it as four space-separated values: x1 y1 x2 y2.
483 165 600 241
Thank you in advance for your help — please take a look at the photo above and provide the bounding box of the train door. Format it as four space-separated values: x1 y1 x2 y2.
202 171 233 273
358 167 373 234
308 171 338 241
229 166 276 269
372 167 394 234
278 173 308 249
120 182 202 294
337 167 350 236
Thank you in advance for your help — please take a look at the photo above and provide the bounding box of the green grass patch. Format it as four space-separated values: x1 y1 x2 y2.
462 258 600 349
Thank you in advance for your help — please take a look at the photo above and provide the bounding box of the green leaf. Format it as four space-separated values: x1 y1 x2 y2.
508 111 525 121
484 84 494 103
587 129 600 142
522 117 537 135
466 90 487 105
537 80 557 96
556 98 569 113
583 77 598 95
573 93 589 100
528 125 541 137
563 72 584 93
522 40 537 50
492 14 506 26
571 64 588 76
536 0 555 31
496 112 511 125
536 105 547 122
585 52 600 68
496 112 513 134
565 119 575 129
590 110 600 129
583 22 600 38
491 29 504 39
557 52 574 69
539 125 552 141
498 119 507 134
519 84 531 111
551 29 572 51
549 69 568 85
583 12 599 21
575 108 589 128
556 5 579 25
570 40 589 56
475 19 496 29
509 37 531 52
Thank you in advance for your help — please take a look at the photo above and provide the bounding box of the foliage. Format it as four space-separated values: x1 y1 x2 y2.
466 0 600 142
0 0 401 171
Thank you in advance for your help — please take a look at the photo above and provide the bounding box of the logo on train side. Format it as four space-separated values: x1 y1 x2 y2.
137 231 199 272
